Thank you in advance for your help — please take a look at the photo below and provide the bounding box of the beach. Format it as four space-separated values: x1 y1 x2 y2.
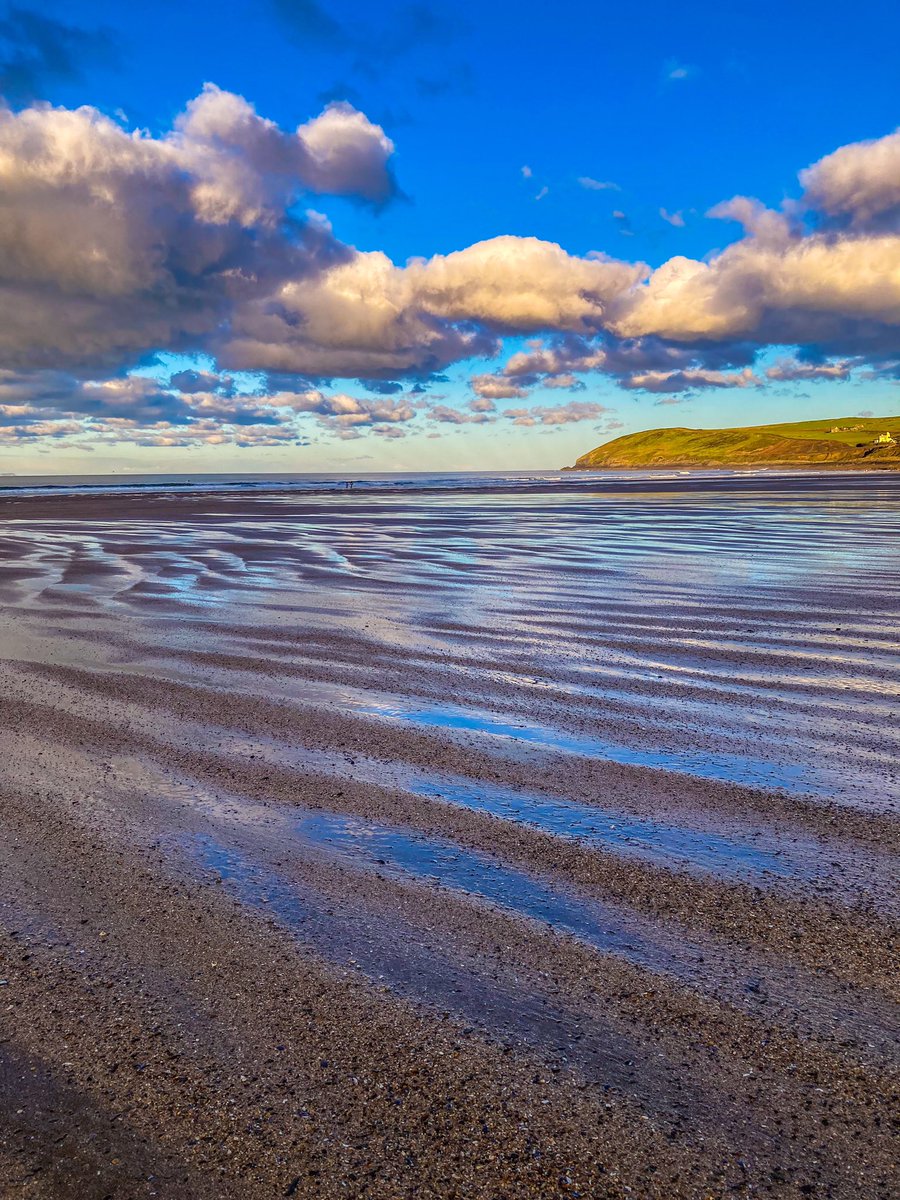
0 471 897 1199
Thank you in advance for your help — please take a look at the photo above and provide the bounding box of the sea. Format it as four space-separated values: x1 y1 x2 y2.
0 466 885 499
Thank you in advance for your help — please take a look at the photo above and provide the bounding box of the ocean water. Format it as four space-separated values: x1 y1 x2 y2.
0 465 864 498
0 469 580 496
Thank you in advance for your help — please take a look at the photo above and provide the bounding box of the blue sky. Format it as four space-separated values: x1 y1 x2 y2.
1 0 898 472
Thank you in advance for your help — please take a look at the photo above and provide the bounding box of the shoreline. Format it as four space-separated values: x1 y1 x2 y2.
0 465 898 519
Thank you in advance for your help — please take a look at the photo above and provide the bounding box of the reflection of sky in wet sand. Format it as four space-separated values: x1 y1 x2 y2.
183 728 892 905
180 820 897 1065
1 476 897 811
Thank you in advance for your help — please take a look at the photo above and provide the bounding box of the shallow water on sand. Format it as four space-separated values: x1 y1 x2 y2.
2 474 896 810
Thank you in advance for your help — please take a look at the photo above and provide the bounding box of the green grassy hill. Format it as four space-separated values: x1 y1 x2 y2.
569 416 900 470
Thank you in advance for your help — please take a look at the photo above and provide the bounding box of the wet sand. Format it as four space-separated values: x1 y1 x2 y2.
0 474 897 1198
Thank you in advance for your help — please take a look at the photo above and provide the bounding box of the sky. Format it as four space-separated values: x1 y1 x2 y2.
0 0 898 474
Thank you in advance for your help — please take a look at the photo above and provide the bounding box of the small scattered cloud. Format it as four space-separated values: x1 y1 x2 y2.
579 177 620 192
663 58 696 83
428 403 492 425
500 400 611 427
471 374 529 401
521 164 533 179
542 373 583 389
477 336 765 401
660 207 685 227
765 357 854 382
623 367 760 394
535 185 549 201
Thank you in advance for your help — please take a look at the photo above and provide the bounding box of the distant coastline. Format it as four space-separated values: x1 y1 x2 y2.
567 415 900 470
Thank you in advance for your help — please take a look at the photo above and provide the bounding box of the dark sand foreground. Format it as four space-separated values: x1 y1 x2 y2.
0 474 897 1199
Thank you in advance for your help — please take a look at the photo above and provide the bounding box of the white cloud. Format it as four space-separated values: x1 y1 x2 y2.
1 95 899 450
0 84 395 370
663 59 695 83
765 358 854 382
579 177 619 191
799 127 900 226
228 236 643 378
470 374 528 401
428 404 492 425
297 102 395 202
612 227 900 344
660 207 685 227
621 367 759 394
501 400 610 426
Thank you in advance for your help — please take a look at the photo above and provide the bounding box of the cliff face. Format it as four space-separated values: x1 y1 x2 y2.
569 417 900 470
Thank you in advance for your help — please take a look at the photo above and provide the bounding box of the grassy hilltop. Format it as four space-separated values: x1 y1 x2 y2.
569 416 900 470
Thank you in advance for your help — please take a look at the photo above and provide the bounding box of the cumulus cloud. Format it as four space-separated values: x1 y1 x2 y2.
297 102 396 202
402 238 640 331
231 236 642 379
0 84 393 371
609 203 900 353
175 85 396 218
2 93 899 451
799 128 900 227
